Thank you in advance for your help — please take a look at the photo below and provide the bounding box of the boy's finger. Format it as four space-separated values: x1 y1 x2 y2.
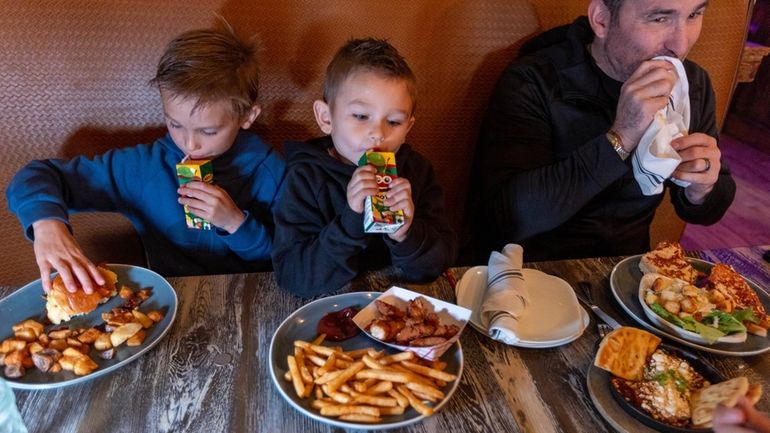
87 262 105 286
39 265 53 293
56 266 79 293
72 264 95 294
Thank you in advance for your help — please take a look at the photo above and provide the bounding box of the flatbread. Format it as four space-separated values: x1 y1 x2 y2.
691 377 750 427
746 383 763 405
640 241 698 284
594 327 661 380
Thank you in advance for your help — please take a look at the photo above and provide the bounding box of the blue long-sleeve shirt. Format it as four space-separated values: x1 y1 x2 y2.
6 130 285 276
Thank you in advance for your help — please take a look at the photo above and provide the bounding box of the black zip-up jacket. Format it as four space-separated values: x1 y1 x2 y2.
272 137 457 298
471 17 736 262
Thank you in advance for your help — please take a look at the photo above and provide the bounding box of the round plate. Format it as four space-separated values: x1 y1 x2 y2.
608 344 723 433
609 255 770 356
455 266 588 347
0 264 178 390
269 291 464 430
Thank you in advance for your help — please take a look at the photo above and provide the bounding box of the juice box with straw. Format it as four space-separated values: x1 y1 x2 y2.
176 157 213 230
358 150 404 233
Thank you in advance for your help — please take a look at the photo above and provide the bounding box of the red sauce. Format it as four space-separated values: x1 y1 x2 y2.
317 307 360 341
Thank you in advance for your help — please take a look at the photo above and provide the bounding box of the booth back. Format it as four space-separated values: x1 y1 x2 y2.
0 0 751 285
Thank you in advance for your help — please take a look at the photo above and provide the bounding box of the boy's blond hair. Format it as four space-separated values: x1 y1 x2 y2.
322 38 417 113
151 23 260 117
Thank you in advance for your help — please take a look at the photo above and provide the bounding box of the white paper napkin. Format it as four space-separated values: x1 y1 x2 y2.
632 56 692 196
481 244 530 344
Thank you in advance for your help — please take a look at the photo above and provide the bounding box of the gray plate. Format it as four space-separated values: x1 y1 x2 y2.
609 255 770 356
269 291 464 430
586 363 659 433
0 264 178 389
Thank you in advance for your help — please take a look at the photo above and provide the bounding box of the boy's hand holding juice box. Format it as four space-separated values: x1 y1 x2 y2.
176 157 213 230
358 150 405 233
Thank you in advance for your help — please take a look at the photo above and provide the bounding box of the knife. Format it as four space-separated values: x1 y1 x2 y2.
574 292 622 330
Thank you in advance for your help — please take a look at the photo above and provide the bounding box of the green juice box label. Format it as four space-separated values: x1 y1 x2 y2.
358 150 405 234
176 158 213 230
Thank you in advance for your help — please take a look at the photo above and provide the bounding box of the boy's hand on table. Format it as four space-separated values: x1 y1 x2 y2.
346 165 378 214
178 182 245 234
31 219 104 294
385 177 413 243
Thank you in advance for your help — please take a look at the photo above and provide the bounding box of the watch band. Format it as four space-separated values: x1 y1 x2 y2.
606 130 630 161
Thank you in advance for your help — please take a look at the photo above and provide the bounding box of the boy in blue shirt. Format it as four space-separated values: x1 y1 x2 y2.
6 24 285 293
272 38 457 297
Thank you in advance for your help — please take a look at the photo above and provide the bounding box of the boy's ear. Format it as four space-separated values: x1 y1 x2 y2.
406 116 416 135
313 100 333 135
240 105 262 129
588 0 612 39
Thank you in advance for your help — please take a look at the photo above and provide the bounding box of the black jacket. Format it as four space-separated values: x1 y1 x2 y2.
272 137 457 297
471 17 736 262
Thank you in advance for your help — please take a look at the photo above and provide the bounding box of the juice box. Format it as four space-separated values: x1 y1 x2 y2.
358 150 404 233
176 157 213 230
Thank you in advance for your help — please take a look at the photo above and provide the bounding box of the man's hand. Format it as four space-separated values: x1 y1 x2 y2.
177 182 246 234
384 177 414 243
670 133 721 205
31 219 104 294
612 60 679 151
346 165 379 214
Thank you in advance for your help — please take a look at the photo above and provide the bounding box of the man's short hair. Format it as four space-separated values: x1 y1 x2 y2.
603 0 624 22
322 38 417 112
151 23 260 117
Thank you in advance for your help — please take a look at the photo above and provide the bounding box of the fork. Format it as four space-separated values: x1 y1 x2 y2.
574 281 622 331
597 323 613 338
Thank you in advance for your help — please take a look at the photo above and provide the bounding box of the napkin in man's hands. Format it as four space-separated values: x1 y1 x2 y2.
632 56 692 196
481 243 529 344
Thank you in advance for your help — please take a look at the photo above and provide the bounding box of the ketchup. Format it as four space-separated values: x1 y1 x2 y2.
317 307 360 341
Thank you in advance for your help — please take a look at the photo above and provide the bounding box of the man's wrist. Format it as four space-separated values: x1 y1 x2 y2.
606 130 630 161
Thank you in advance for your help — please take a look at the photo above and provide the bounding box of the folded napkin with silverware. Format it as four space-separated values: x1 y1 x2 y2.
481 243 530 344
632 55 691 196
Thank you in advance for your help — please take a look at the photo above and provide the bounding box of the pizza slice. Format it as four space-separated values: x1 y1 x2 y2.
708 263 770 337
639 241 699 284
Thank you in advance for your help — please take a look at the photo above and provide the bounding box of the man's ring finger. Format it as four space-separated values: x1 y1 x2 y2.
701 158 711 172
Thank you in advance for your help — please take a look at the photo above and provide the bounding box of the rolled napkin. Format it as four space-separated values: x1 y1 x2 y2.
632 56 692 196
481 243 530 344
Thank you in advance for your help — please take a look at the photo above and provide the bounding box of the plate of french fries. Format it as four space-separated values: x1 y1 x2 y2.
269 291 464 429
0 264 177 389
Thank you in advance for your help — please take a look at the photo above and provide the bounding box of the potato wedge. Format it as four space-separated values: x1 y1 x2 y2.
94 333 113 351
77 328 102 344
74 356 99 376
126 329 146 347
110 323 143 347
131 310 154 329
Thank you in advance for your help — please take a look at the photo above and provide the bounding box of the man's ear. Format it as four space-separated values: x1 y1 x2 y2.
240 105 262 129
313 100 333 135
588 0 612 39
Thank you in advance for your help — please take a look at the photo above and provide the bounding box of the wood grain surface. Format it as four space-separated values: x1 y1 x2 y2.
2 246 769 433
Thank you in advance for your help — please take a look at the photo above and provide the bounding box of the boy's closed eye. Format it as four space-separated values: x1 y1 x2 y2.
352 113 369 121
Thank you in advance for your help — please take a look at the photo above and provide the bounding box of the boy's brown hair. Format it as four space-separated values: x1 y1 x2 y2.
322 38 417 112
151 22 260 117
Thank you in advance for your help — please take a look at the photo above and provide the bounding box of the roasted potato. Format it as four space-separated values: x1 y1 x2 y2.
126 329 146 347
131 310 154 329
94 333 113 351
77 328 102 344
110 323 142 347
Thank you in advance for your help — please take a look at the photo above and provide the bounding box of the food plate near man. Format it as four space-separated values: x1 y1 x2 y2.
589 327 762 432
455 266 588 348
0 264 178 390
610 255 770 356
269 291 464 430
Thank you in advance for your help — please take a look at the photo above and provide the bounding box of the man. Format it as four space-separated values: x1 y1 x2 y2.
471 0 736 261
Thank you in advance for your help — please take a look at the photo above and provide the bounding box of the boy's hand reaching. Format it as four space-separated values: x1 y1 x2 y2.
346 165 379 213
31 219 104 294
384 177 413 243
178 182 246 234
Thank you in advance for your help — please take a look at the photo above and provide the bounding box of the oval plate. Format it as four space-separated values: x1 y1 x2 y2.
269 291 464 430
608 343 724 433
610 255 770 356
0 264 178 389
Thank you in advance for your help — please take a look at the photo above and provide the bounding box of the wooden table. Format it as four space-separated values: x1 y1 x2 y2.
3 245 769 433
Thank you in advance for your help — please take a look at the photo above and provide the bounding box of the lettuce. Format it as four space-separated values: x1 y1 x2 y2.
649 303 727 343
703 310 747 334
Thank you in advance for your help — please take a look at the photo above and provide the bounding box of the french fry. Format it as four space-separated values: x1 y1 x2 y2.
315 369 345 385
312 334 326 346
355 369 413 384
327 361 365 393
400 360 457 382
378 351 414 365
295 347 314 384
396 384 434 416
288 355 306 398
317 352 337 377
344 348 371 359
284 370 292 382
320 404 380 417
362 354 387 370
388 389 409 408
353 394 398 407
321 385 352 404
379 406 406 416
311 399 336 410
365 380 393 395
338 414 382 423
